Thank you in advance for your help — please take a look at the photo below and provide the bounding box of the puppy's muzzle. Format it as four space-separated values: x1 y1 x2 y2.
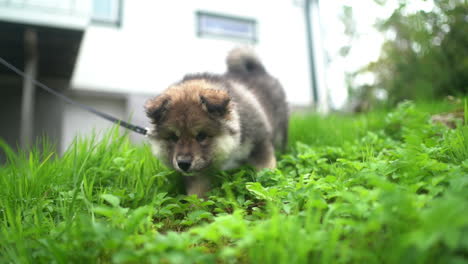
176 155 193 172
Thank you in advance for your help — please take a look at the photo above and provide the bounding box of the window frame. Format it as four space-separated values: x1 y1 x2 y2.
91 0 123 27
196 11 257 43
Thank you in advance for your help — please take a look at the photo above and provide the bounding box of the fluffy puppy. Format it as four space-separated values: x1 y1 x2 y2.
145 47 288 196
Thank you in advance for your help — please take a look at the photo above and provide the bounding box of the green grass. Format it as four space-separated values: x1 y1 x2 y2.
1 101 467 263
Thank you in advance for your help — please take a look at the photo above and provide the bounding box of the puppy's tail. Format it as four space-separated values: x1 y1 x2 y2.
226 47 266 76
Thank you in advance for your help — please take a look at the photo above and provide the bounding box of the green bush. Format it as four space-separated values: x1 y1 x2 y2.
354 0 468 106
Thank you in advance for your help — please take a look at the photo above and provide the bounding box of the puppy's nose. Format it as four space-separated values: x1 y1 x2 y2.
176 156 192 172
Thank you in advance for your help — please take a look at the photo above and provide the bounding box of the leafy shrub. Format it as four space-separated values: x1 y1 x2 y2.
352 0 468 107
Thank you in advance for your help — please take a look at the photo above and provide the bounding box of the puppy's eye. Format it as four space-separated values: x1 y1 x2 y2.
196 132 208 142
167 132 179 142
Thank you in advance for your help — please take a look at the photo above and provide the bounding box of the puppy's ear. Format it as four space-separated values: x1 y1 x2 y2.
200 89 231 116
145 95 170 124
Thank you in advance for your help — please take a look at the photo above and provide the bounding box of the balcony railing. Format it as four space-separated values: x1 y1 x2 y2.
0 0 91 30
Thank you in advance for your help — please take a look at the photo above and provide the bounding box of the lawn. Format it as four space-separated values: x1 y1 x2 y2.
0 101 467 263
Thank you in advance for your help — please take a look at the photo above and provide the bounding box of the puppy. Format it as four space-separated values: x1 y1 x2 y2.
145 47 288 196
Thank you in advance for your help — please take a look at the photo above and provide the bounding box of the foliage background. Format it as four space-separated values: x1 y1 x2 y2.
344 0 468 109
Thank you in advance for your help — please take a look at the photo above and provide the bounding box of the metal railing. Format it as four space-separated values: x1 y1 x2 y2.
0 0 83 15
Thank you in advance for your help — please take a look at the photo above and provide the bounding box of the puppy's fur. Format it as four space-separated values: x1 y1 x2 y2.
145 48 288 196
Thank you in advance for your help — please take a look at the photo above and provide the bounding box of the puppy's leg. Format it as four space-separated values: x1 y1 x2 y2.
249 141 276 170
183 175 211 197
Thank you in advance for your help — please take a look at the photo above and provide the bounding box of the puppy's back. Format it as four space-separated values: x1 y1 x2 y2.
225 48 289 151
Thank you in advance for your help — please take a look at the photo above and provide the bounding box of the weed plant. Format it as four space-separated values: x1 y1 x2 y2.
0 102 467 263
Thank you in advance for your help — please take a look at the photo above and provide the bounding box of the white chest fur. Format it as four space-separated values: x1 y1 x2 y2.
220 140 253 170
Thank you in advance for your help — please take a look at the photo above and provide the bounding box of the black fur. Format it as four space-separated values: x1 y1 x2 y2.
146 98 169 124
200 95 230 116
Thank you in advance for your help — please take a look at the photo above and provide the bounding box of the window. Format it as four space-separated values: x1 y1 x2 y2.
197 11 257 43
91 0 122 27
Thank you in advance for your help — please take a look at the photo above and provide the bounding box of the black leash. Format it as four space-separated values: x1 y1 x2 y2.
0 57 148 136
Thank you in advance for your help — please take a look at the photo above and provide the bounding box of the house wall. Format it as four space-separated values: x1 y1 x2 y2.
71 0 312 106
126 94 152 145
61 92 126 153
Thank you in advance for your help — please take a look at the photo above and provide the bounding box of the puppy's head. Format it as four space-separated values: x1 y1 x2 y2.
145 80 239 173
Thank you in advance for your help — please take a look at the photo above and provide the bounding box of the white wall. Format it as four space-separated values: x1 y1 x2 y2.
126 94 152 144
61 94 126 153
71 0 312 106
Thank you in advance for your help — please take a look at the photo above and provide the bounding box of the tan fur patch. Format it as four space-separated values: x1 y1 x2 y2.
153 80 232 128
